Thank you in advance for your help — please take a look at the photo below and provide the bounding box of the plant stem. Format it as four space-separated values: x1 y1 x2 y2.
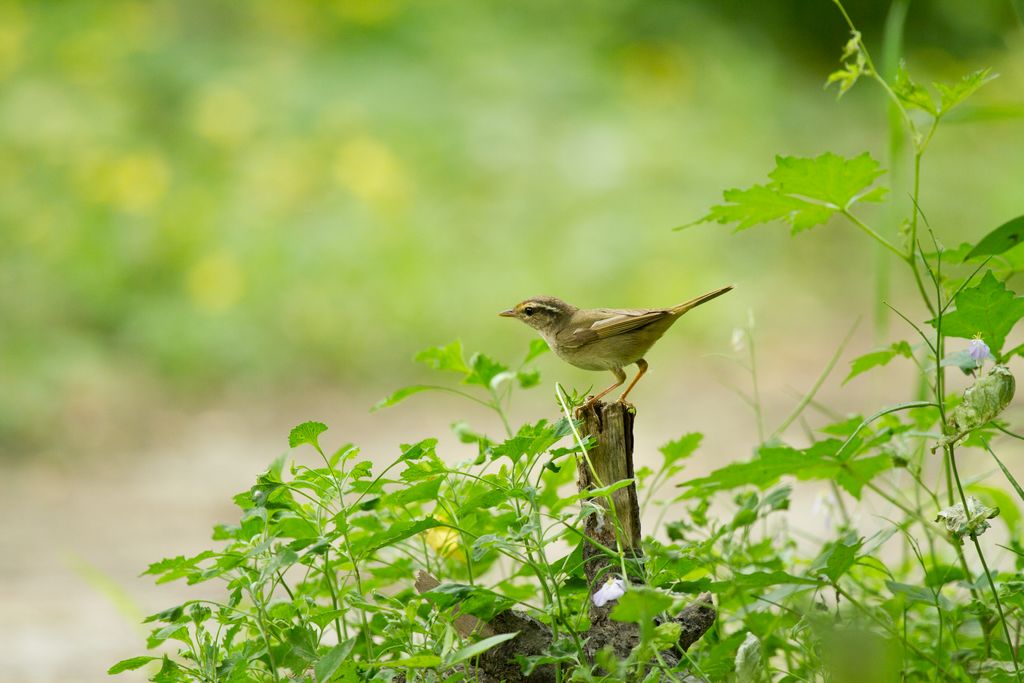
947 443 1021 679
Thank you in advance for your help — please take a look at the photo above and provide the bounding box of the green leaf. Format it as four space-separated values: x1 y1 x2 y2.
893 64 937 115
421 583 514 621
366 654 442 669
351 517 441 556
570 478 634 503
524 338 550 363
108 656 158 674
516 368 541 389
844 341 913 384
679 440 886 499
769 153 885 209
315 641 355 683
826 31 867 97
609 585 676 624
965 215 1024 260
382 477 443 507
812 534 863 583
372 385 438 411
464 352 508 388
415 341 470 374
289 421 327 450
835 454 892 498
924 564 966 587
692 152 885 234
701 184 834 233
936 271 1024 354
446 632 518 667
886 580 937 605
659 433 703 468
936 68 996 114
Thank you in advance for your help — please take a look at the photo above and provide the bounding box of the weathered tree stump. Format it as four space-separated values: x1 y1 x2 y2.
414 401 716 681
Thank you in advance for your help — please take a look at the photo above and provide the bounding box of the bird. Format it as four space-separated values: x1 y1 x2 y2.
499 285 733 408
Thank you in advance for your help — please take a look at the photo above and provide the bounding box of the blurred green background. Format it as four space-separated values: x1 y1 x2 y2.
1 0 1022 456
2 2 1024 681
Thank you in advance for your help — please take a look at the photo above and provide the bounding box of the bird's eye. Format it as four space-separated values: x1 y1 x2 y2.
524 306 535 316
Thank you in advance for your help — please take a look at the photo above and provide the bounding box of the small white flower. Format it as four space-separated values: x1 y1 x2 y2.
968 337 992 364
592 577 626 607
731 328 745 353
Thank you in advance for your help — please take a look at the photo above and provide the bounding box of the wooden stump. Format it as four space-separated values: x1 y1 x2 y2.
415 401 716 681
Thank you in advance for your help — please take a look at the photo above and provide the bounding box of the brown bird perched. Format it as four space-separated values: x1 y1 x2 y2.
499 286 733 408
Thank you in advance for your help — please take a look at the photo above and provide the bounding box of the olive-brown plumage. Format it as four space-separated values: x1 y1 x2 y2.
499 285 733 406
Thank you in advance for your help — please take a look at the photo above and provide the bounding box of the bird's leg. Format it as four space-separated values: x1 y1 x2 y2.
578 367 627 415
616 359 648 407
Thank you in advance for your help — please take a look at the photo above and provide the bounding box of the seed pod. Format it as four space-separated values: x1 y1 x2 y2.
949 364 1015 435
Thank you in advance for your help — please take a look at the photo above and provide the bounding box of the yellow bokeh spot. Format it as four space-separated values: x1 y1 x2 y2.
78 151 171 213
191 85 258 147
0 6 27 79
333 135 409 207
424 526 466 562
335 0 398 26
186 253 246 314
620 42 693 103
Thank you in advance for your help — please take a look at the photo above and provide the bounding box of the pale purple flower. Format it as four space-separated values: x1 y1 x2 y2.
592 577 626 607
968 338 991 364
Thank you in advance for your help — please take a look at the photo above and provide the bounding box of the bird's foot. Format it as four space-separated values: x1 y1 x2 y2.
575 397 600 418
615 398 636 413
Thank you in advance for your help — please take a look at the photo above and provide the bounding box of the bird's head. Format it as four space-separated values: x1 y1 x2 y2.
499 296 576 335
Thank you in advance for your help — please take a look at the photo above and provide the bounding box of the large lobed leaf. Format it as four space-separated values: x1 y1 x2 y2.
935 271 1024 355
690 152 886 234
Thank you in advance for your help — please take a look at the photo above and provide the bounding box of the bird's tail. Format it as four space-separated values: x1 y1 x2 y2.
671 285 734 316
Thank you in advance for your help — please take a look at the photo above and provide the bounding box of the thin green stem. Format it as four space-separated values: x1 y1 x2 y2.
841 210 907 261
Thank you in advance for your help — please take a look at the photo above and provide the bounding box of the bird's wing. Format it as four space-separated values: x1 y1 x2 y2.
557 308 671 348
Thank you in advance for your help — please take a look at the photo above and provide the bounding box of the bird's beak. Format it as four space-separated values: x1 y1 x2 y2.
498 309 517 318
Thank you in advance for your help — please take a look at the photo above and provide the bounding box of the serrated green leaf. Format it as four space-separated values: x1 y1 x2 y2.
701 184 834 233
382 476 442 507
659 433 702 468
415 341 470 374
965 215 1024 260
108 656 158 674
694 152 885 234
464 352 508 388
351 517 441 556
935 271 1024 354
826 31 866 97
936 68 996 114
446 632 519 667
768 152 885 209
844 341 913 384
289 421 327 450
893 64 937 115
